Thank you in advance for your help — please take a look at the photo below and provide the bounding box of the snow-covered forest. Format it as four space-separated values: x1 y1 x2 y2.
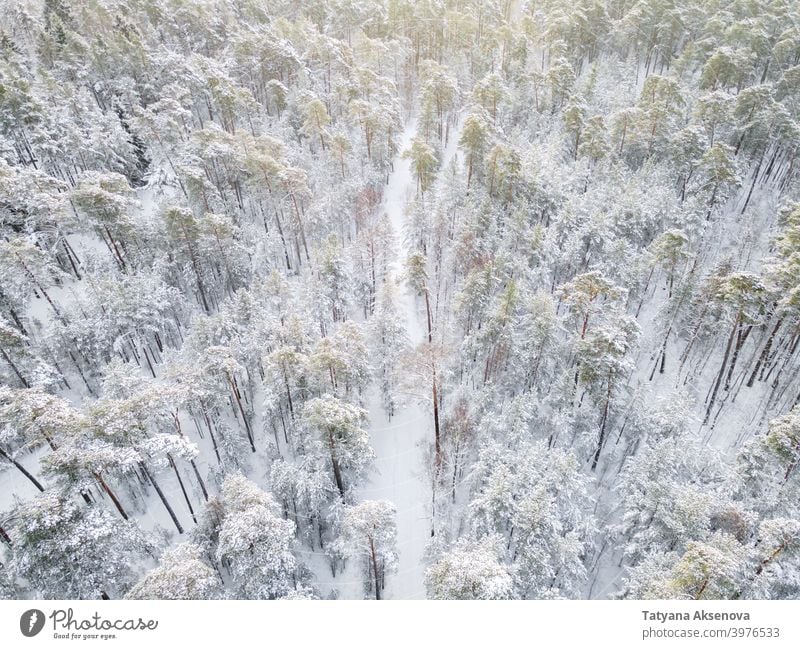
0 0 799 601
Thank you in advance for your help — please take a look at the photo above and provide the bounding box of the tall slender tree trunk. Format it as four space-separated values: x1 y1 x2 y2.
282 367 296 420
139 461 183 534
103 225 127 271
705 185 718 220
741 148 766 214
61 238 82 278
290 194 310 262
202 409 222 465
591 379 612 470
168 454 197 525
748 317 782 387
181 225 211 314
0 446 44 492
424 289 441 470
724 325 752 389
432 366 441 471
704 313 740 425
18 257 66 325
190 459 209 501
263 178 293 270
227 374 255 452
370 538 381 600
327 429 345 499
0 345 29 387
94 472 128 520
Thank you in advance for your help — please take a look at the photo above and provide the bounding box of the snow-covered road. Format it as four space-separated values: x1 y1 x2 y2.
348 115 464 599
350 118 431 599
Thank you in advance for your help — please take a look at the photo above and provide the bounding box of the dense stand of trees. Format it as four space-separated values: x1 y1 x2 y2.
0 0 799 600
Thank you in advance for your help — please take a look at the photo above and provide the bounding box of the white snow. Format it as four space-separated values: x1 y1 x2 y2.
321 114 465 599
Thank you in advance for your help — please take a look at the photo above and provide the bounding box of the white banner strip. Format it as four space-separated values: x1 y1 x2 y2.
2 600 797 648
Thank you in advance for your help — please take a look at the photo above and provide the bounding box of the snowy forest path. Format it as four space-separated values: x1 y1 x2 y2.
350 117 430 600
350 113 464 600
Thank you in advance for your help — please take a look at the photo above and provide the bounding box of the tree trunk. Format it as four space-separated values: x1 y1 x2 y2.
704 313 740 425
139 461 183 534
168 454 197 525
283 368 295 419
0 446 44 492
325 426 346 498
432 366 442 472
201 409 222 465
451 439 460 503
181 224 211 314
423 289 441 471
290 194 310 262
190 459 209 501
18 256 67 325
755 542 786 577
370 538 381 600
103 225 127 271
747 317 782 387
705 185 718 220
0 345 30 388
94 472 128 520
227 374 255 452
724 324 752 389
264 178 292 270
741 148 766 215
694 576 710 600
591 379 612 470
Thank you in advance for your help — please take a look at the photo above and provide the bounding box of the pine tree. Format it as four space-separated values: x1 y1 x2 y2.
301 97 330 152
403 137 438 195
302 395 373 499
8 491 148 599
468 437 593 598
214 474 298 600
426 536 513 599
459 107 490 189
369 278 409 418
333 500 397 600
125 543 222 599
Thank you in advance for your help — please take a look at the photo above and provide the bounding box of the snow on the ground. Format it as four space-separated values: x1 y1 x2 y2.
346 117 432 599
326 114 465 599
